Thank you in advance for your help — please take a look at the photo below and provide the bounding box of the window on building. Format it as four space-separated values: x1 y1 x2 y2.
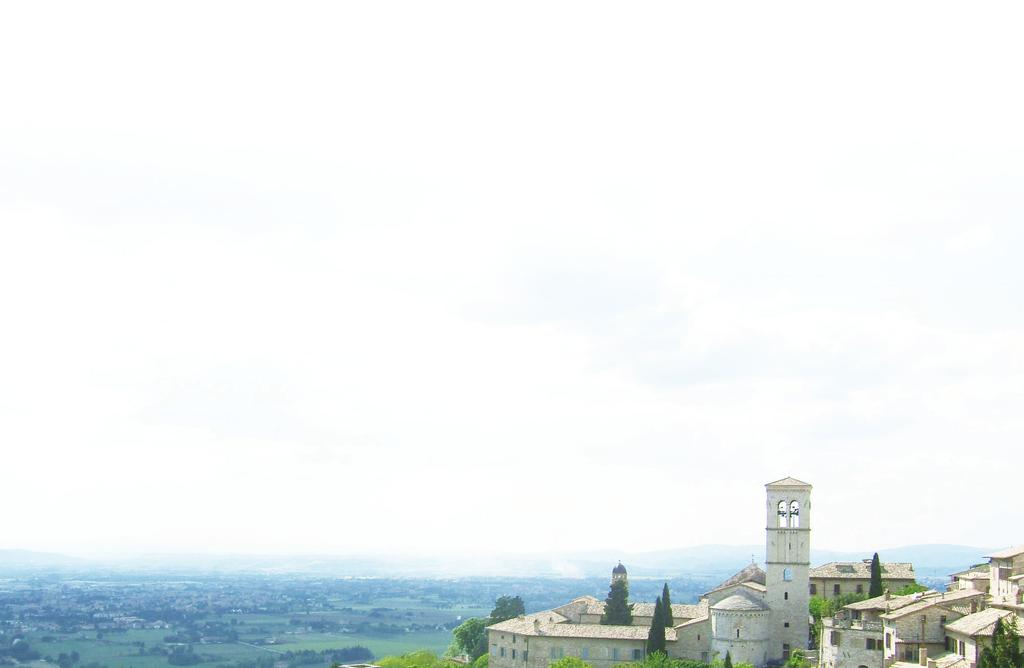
785 622 790 628
491 646 498 657
523 651 528 662
885 634 891 649
856 584 863 594
834 584 841 597
512 636 516 644
702 653 709 663
500 648 506 658
737 629 741 639
784 568 793 581
581 648 588 660
511 650 516 660
941 616 947 626
866 639 879 650
783 644 791 661
549 648 555 660
959 641 965 656
790 501 800 527
830 631 839 645
612 649 619 661
632 649 643 661
810 584 817 595
778 501 788 527
785 592 789 600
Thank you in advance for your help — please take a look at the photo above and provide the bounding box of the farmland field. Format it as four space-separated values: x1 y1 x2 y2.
1 573 714 668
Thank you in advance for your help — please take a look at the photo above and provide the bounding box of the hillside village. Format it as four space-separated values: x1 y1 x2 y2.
486 478 1022 668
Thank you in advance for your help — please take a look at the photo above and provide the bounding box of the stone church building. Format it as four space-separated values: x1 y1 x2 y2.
487 477 813 668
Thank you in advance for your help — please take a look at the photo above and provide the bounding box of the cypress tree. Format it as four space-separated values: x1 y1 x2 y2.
724 651 734 668
647 596 666 655
602 577 634 625
869 553 884 598
979 616 1023 668
661 583 674 626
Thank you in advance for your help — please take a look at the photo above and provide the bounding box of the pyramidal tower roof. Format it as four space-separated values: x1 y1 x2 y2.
765 476 812 488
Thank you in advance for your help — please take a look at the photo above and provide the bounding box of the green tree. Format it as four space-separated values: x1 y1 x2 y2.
647 597 666 655
869 553 883 598
549 657 592 668
472 655 489 668
809 593 868 648
786 649 812 668
451 618 488 660
490 596 525 624
724 651 733 668
978 615 1023 668
661 584 674 627
892 583 929 596
602 579 633 625
379 651 456 668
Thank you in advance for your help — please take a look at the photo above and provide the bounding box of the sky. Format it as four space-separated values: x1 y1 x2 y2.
1 2 1022 560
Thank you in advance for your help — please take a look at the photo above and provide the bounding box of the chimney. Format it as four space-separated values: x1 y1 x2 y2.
919 647 928 666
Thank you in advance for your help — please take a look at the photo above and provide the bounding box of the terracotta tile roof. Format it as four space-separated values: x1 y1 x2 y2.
675 615 710 628
632 602 708 620
719 564 767 588
950 564 990 578
487 612 568 634
844 592 933 612
488 612 675 640
880 590 985 620
944 609 1016 637
712 591 769 612
986 545 1024 560
811 561 915 580
929 653 971 668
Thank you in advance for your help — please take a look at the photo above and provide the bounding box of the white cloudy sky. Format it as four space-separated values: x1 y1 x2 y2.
1 2 1022 560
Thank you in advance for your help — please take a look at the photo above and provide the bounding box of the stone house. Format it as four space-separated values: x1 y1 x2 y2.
823 542 1024 668
985 545 1024 606
879 590 987 665
810 562 916 599
947 565 991 594
941 607 1020 667
818 591 929 668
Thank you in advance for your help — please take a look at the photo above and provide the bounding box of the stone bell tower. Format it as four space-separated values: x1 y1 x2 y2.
764 477 812 662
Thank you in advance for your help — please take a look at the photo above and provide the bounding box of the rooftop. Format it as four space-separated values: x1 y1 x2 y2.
710 563 767 592
986 545 1024 560
811 561 915 580
712 591 769 612
632 601 708 620
944 608 1015 637
488 612 676 640
880 590 985 620
766 476 812 488
844 591 934 612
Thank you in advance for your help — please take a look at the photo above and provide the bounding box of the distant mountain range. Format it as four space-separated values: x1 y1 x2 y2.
0 543 997 580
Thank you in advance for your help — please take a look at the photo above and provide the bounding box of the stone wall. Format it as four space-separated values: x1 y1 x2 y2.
819 618 884 668
488 630 646 668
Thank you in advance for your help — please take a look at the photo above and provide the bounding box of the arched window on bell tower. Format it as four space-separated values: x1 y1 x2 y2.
789 501 800 528
777 500 788 527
